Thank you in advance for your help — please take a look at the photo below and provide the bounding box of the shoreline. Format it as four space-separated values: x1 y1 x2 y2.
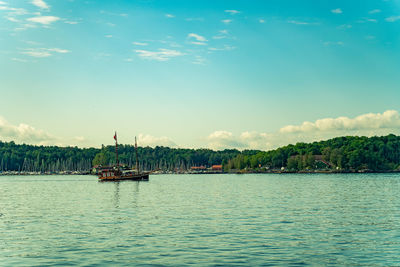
2 170 400 176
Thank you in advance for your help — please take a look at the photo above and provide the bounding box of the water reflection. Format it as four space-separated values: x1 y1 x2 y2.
111 181 141 209
113 182 120 209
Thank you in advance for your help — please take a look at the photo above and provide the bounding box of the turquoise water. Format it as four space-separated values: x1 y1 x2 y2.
1 173 400 266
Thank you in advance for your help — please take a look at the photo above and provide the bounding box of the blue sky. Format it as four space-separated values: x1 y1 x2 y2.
0 0 400 150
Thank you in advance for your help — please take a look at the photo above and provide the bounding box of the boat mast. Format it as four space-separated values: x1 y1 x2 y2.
135 136 139 173
114 131 119 167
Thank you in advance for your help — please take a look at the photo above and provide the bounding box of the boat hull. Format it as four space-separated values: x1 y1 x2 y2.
99 173 149 181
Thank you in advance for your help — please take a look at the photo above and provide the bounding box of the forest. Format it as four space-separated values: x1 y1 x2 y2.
0 141 247 172
225 134 400 172
1 134 400 173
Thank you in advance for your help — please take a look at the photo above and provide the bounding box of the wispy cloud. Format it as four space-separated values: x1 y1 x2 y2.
323 41 344 46
188 33 207 42
369 9 381 14
105 35 113 38
385 16 400 22
0 5 27 16
21 47 69 58
165 14 175 18
213 30 229 39
188 33 207 45
11 57 28 62
288 20 311 25
259 19 265 23
32 0 49 9
338 24 352 29
135 49 184 61
225 10 240 15
27 16 60 25
132 42 148 46
64 21 79 25
185 17 204 22
221 19 232 24
331 8 343 14
192 55 206 65
357 17 378 23
208 45 235 51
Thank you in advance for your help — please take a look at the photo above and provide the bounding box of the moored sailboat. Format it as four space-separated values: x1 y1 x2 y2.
98 133 149 181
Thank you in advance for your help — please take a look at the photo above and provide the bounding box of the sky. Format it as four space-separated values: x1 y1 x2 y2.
0 0 400 150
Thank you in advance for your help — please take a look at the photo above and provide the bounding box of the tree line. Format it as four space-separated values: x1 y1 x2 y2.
1 134 400 173
0 141 245 172
225 134 400 172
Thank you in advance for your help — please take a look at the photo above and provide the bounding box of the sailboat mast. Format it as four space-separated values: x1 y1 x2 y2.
114 131 119 167
135 136 139 173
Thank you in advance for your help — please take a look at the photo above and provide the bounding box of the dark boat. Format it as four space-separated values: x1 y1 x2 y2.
98 133 149 181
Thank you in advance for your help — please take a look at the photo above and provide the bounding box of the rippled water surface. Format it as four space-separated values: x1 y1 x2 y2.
1 173 400 266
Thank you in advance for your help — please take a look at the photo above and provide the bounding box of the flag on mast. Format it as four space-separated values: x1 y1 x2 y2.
114 132 117 141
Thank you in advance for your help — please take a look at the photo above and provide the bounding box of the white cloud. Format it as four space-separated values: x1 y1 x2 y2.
221 19 232 24
385 16 400 22
259 19 265 23
132 42 148 46
369 9 381 14
32 0 49 9
206 110 400 151
188 33 207 45
190 41 207 46
27 16 60 25
105 35 113 38
188 33 207 42
331 8 343 14
280 110 400 133
0 5 27 16
225 10 240 15
0 1 7 5
0 116 55 144
21 48 70 58
165 14 175 18
207 131 272 151
138 134 177 148
135 48 184 61
208 131 245 150
47 48 69 53
0 116 92 147
6 17 19 22
21 50 51 57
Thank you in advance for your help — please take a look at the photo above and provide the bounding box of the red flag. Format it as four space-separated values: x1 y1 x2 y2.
113 132 117 141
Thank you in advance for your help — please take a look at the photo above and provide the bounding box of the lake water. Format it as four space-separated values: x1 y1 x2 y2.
1 173 400 266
